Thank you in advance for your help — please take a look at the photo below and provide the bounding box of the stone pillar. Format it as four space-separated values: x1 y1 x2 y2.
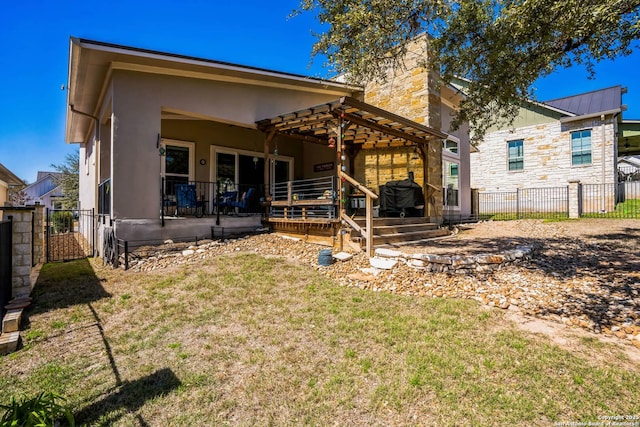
0 207 35 297
32 205 45 265
568 180 581 219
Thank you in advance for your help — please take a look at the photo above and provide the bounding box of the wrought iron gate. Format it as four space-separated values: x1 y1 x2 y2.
46 209 95 262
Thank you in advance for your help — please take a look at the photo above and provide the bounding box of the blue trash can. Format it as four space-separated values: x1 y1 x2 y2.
318 249 333 266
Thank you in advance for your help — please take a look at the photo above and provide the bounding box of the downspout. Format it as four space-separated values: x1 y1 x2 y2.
70 104 100 142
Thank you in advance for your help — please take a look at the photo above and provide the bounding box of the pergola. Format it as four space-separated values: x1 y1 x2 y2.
256 96 449 255
256 96 447 149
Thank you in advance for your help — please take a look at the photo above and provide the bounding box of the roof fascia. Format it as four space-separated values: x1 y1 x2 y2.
559 108 622 123
76 38 362 93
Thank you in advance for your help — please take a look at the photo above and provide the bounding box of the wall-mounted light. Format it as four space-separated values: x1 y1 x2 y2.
200 158 206 165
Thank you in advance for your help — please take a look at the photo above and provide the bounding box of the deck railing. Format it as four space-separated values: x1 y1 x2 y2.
269 176 338 219
339 171 378 257
161 178 264 218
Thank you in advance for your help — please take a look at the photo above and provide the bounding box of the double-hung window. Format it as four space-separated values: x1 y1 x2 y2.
571 130 592 165
507 139 524 171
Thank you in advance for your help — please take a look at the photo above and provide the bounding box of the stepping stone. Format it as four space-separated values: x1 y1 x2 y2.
2 309 22 333
0 331 20 355
333 252 353 262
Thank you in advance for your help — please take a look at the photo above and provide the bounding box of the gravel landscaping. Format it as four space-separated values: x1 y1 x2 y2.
124 219 640 346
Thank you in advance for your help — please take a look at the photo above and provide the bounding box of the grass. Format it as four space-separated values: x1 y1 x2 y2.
1 256 640 425
582 198 640 218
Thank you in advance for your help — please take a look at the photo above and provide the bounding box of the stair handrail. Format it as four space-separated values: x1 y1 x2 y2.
339 171 378 257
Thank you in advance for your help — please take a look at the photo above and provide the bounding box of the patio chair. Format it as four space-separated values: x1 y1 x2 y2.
213 190 237 214
175 184 204 218
229 187 255 215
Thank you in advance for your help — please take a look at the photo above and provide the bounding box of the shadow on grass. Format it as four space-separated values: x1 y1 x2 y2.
74 368 181 426
29 258 111 313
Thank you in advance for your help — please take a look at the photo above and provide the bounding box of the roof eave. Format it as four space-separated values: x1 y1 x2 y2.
559 108 622 123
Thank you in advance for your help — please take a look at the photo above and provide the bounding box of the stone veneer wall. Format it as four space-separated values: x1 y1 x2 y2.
361 36 443 221
1 206 45 298
471 118 617 192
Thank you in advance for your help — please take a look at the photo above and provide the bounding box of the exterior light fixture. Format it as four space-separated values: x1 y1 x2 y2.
328 137 335 148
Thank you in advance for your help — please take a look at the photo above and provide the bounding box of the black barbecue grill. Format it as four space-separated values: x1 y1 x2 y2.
378 174 425 217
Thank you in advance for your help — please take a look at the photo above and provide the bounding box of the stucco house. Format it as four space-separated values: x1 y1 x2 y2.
65 37 471 255
0 163 23 219
19 172 66 211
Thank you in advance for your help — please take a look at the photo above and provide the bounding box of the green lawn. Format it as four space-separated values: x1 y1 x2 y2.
1 256 639 426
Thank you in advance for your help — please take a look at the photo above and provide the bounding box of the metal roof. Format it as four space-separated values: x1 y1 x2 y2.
544 86 622 116
256 96 448 149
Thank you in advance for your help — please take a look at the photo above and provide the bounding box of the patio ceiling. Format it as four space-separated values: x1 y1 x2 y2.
256 96 448 149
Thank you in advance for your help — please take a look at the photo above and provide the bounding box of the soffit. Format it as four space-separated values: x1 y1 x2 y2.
66 38 362 143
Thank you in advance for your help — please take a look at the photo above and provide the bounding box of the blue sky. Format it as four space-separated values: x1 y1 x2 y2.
1 1 639 183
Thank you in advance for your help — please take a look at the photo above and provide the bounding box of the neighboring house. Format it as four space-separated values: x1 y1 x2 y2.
618 155 640 180
21 172 65 211
65 38 471 253
0 162 23 219
470 85 639 192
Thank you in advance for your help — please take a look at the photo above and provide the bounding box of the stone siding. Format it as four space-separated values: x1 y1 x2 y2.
361 36 443 220
0 205 44 299
471 118 617 191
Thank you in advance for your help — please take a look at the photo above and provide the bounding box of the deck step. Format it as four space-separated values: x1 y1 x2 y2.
350 217 447 247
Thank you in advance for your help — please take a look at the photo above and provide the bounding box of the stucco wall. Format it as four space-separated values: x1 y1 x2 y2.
471 117 617 192
109 70 351 221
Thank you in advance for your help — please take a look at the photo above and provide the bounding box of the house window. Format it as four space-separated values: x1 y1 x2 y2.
444 139 459 155
161 140 194 196
443 160 459 207
571 129 592 165
507 140 524 171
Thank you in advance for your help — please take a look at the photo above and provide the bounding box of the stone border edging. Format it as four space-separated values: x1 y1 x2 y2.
372 244 537 273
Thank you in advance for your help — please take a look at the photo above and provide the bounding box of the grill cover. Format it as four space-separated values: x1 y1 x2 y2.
378 178 425 212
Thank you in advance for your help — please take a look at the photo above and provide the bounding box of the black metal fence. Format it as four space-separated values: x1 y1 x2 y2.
476 182 640 220
0 217 13 320
581 182 640 219
477 187 569 220
46 209 95 262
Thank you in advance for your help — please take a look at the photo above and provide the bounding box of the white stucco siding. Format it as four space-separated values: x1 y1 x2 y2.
470 117 617 192
79 140 97 211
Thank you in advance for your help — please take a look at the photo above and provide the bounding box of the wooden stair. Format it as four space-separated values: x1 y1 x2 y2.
351 217 449 247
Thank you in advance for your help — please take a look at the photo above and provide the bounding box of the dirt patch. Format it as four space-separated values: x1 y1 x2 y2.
388 218 640 257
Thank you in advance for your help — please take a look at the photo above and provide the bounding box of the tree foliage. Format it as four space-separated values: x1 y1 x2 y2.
298 0 640 141
51 151 79 209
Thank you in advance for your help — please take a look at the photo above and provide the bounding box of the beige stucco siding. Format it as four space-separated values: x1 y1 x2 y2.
471 117 617 191
109 70 352 220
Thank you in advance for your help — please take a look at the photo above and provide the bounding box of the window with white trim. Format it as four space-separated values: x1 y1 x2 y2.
571 129 592 165
507 139 524 171
443 160 460 208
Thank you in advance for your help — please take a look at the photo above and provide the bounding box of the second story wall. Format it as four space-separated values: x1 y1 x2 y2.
471 116 617 192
